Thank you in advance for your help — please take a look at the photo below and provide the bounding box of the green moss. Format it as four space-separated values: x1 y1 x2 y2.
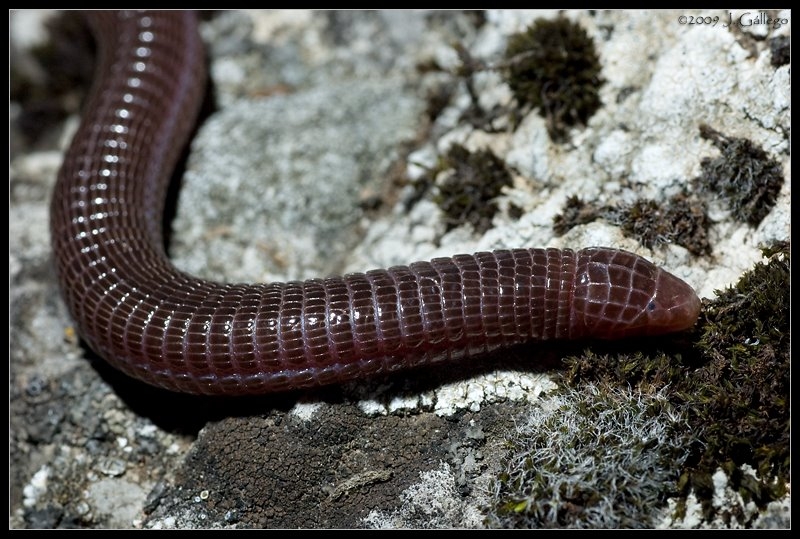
504 17 603 142
553 190 711 256
552 196 600 236
679 242 790 516
694 125 784 226
555 243 790 526
562 348 692 395
432 144 514 235
611 190 711 256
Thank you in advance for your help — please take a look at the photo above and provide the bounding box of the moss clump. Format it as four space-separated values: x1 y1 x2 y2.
504 17 603 142
553 190 711 256
610 190 711 256
678 243 790 513
562 348 694 396
432 144 514 235
552 195 600 236
694 125 784 226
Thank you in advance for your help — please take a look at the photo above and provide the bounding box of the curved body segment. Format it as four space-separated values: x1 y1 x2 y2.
50 11 701 395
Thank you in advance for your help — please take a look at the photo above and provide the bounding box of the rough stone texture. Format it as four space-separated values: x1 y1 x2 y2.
171 79 423 282
144 402 512 528
10 10 790 529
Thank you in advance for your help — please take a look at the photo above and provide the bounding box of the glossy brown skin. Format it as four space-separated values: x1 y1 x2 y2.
50 11 701 395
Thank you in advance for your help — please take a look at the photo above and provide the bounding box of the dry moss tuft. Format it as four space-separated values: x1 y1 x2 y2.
504 17 603 142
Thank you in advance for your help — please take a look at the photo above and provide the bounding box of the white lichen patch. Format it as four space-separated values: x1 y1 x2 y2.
84 478 149 528
22 466 51 508
362 462 486 529
289 401 323 421
356 370 557 418
432 371 557 417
